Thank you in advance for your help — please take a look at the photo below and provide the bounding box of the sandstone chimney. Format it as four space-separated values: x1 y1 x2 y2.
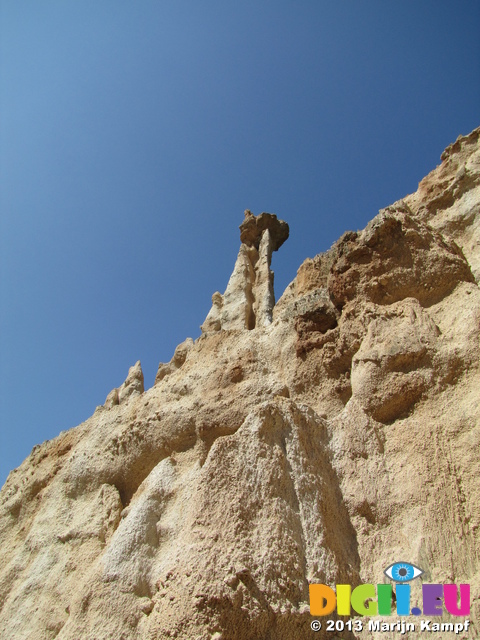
201 211 289 332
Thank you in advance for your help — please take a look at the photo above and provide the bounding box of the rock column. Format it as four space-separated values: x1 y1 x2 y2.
201 211 289 333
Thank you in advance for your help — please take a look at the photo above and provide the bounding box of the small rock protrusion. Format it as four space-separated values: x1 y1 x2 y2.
104 388 119 409
118 361 144 403
155 338 194 384
104 361 144 408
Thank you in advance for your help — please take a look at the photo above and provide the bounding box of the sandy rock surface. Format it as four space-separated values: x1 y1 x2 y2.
1 127 479 639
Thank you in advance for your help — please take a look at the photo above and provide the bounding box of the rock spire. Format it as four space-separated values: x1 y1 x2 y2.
201 210 289 332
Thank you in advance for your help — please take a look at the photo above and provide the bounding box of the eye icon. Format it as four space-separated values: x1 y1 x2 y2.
384 562 424 582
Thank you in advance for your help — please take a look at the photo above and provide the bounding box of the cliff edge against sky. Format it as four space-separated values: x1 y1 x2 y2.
1 127 479 639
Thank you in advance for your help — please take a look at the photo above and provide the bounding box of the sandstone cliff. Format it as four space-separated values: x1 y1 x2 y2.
0 127 479 639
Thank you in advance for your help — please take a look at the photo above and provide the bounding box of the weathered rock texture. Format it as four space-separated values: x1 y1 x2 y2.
201 211 289 332
1 128 479 639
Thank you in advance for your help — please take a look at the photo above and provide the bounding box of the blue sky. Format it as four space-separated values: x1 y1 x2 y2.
1 1 479 487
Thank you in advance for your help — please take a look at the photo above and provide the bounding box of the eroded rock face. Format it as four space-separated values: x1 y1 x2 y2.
1 127 480 639
239 210 289 251
105 360 145 408
201 211 289 332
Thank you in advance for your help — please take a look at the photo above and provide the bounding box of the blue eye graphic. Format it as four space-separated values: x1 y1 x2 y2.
384 562 424 582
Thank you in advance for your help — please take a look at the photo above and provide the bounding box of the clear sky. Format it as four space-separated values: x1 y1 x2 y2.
1 1 479 487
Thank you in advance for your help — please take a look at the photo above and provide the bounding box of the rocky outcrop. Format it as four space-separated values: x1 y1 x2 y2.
0 127 479 639
155 338 194 385
404 129 480 273
201 211 289 332
104 360 145 408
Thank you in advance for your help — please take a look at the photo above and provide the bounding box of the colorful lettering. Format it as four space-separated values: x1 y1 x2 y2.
336 584 351 616
309 584 336 616
351 584 377 616
444 584 470 616
377 583 392 615
423 584 443 616
395 583 410 616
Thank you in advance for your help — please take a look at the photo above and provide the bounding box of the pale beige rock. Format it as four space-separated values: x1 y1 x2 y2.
1 127 479 639
155 337 194 384
201 211 289 333
403 127 480 280
105 360 145 408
